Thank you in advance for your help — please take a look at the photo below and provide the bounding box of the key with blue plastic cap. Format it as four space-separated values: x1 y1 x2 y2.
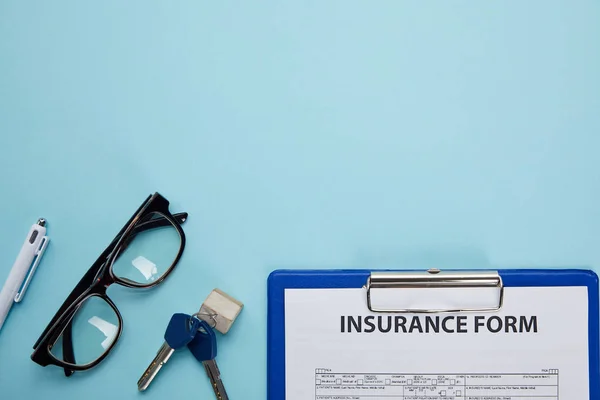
188 321 229 400
137 313 202 391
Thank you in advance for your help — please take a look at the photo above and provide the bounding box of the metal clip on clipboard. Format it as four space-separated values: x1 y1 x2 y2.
366 268 504 313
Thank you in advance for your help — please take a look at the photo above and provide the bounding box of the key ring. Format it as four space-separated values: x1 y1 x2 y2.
192 311 218 329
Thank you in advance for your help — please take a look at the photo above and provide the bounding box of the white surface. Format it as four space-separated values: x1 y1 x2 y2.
285 286 590 399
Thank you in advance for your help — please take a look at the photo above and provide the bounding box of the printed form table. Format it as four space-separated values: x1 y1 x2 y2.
315 369 559 399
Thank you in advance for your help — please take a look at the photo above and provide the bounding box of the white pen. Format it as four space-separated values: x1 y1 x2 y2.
0 218 50 332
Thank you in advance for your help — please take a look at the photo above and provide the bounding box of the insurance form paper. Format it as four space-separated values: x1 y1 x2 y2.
284 286 589 399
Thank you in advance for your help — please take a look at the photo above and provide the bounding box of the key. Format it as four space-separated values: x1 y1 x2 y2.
137 313 202 391
188 321 229 400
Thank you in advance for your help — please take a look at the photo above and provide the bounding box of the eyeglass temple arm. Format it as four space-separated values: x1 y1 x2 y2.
134 212 188 234
62 322 76 377
103 211 187 250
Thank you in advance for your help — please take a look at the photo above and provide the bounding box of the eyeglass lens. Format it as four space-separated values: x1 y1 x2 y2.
111 212 182 285
49 295 120 367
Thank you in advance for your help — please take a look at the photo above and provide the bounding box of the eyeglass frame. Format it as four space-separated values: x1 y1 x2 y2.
31 192 187 376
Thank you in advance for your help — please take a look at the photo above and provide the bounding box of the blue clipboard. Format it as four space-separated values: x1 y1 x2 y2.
267 268 600 400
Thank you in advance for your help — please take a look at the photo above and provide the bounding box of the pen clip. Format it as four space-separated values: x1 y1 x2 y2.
15 236 50 303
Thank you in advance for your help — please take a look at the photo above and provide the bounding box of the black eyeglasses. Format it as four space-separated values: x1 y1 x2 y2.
31 193 188 376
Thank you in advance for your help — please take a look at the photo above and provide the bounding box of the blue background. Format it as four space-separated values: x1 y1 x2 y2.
0 1 599 398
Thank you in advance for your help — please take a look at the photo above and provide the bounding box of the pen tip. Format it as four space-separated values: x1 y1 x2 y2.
37 218 46 227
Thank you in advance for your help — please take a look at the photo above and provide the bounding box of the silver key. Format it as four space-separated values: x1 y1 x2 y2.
204 359 229 400
188 319 229 399
138 313 202 391
137 342 174 391
193 289 242 399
